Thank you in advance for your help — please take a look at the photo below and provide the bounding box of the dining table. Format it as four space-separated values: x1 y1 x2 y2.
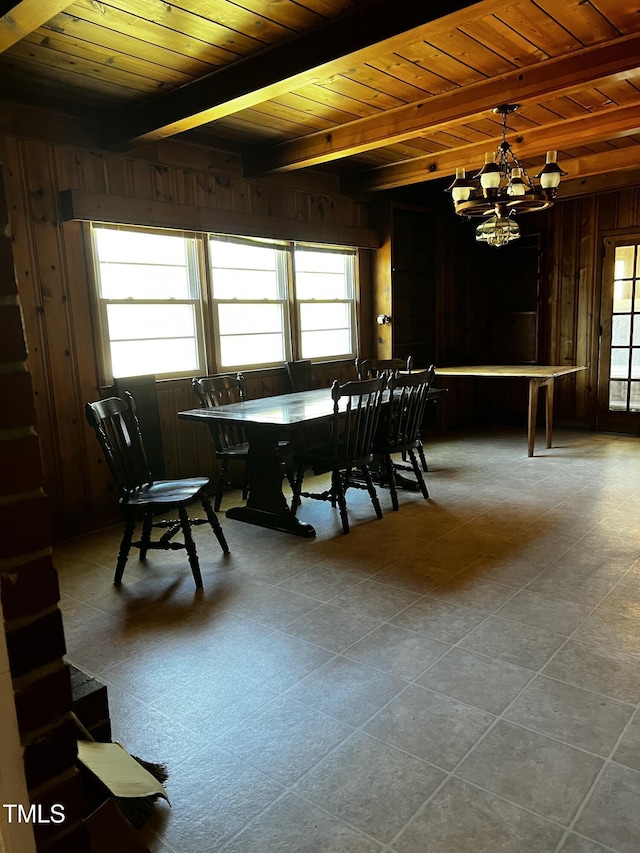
434 365 586 457
179 386 445 538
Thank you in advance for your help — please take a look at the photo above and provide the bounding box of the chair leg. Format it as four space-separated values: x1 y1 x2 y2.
408 448 429 500
201 495 230 554
138 513 153 560
114 513 136 584
178 506 203 589
332 470 350 534
360 465 383 520
417 441 429 472
383 453 400 511
214 459 229 512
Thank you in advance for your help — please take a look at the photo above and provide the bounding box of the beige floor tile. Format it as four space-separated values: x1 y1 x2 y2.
542 639 640 704
293 731 445 843
427 576 517 612
222 791 382 852
329 579 423 622
281 603 378 653
572 607 640 656
284 656 406 727
457 720 603 825
363 684 494 770
393 777 564 853
416 647 534 714
612 711 640 772
495 589 593 635
343 623 450 680
574 763 640 853
390 598 487 643
214 696 353 785
557 834 613 852
503 675 634 755
459 616 566 670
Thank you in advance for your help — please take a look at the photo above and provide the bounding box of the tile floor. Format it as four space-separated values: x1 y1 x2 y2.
55 426 640 853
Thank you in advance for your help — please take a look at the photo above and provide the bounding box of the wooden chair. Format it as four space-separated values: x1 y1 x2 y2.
356 355 429 471
355 357 406 381
290 376 385 534
85 392 229 588
286 359 314 392
191 374 249 511
373 367 435 510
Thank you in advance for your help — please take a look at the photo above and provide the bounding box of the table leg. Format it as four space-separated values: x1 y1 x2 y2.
545 377 554 448
225 424 316 538
528 379 542 457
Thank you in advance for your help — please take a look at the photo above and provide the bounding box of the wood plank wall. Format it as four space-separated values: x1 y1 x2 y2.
0 132 368 538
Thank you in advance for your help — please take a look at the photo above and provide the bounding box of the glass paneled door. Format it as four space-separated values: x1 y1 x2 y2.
598 237 640 432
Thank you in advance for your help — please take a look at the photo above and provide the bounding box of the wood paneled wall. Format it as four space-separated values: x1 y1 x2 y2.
0 130 367 538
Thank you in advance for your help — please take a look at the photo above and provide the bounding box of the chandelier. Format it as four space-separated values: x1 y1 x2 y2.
446 104 566 247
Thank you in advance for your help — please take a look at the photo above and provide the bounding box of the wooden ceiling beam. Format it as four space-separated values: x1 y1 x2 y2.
341 103 640 193
100 0 507 151
0 0 73 52
246 32 640 175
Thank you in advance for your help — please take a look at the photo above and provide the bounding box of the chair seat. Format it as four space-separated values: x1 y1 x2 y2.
122 477 210 508
215 443 250 458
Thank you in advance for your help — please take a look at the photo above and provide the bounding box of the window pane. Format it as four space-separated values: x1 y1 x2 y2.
613 279 634 313
210 238 280 271
612 315 631 346
614 245 636 279
301 329 352 359
609 380 627 411
106 304 197 341
633 317 640 346
218 303 283 335
99 263 192 299
610 348 629 380
296 272 350 300
300 302 350 331
94 227 189 266
632 349 640 379
295 249 347 274
111 338 199 378
219 334 284 367
630 381 640 412
209 238 285 299
211 268 280 300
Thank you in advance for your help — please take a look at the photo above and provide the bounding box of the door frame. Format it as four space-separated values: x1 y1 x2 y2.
597 230 640 434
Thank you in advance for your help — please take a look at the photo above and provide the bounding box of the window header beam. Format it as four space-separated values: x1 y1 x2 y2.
59 190 380 250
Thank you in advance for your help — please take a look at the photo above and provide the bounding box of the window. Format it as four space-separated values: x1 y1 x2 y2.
294 246 356 360
90 225 358 379
91 225 203 379
208 236 290 369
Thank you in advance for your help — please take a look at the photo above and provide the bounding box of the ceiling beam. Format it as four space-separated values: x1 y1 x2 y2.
101 0 506 151
246 32 640 175
0 0 72 52
341 103 640 194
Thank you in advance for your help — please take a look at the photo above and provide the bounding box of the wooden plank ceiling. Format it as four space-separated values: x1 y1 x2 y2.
1 0 640 196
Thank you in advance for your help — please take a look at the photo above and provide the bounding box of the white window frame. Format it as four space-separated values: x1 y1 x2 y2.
90 224 206 383
292 243 358 364
207 234 293 371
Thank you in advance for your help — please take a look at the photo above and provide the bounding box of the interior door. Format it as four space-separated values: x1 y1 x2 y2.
598 237 640 433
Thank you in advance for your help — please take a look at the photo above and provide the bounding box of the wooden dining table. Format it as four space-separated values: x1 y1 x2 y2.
434 365 586 457
179 386 445 538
